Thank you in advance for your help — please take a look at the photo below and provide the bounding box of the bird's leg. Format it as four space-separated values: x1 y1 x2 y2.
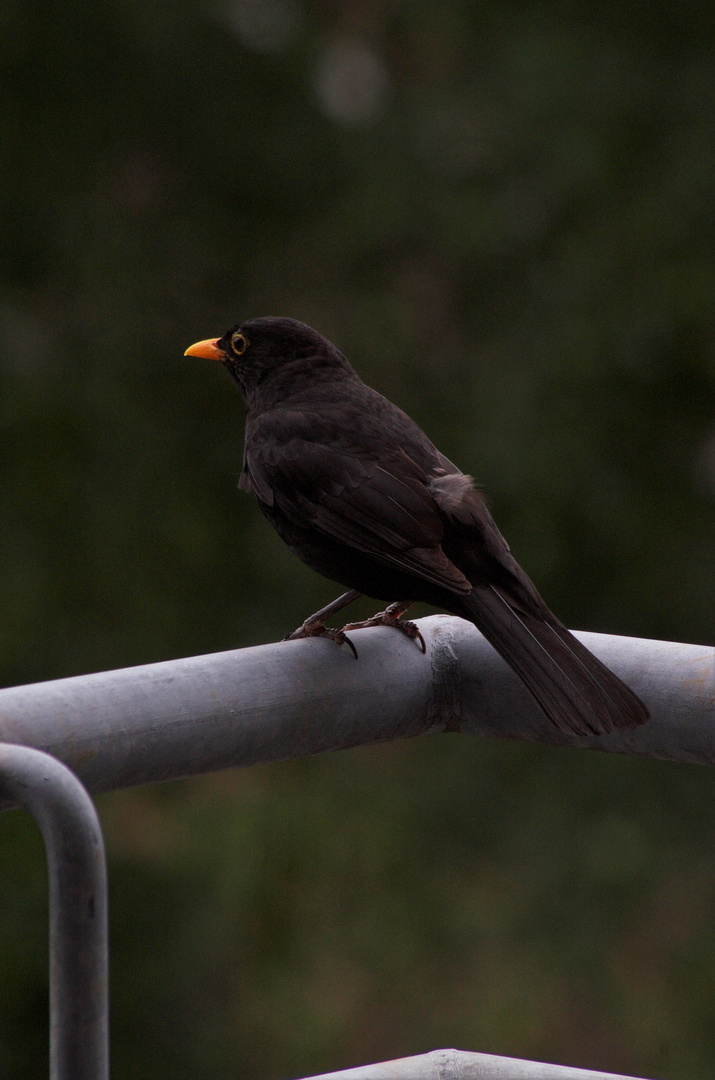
342 601 426 654
283 589 362 659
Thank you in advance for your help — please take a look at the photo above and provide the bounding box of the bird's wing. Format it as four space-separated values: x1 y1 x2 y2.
244 409 472 595
427 468 550 613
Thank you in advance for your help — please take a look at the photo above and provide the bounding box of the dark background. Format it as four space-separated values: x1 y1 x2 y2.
1 1 714 1077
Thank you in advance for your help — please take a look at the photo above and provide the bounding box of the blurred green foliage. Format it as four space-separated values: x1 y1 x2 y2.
0 1 714 1077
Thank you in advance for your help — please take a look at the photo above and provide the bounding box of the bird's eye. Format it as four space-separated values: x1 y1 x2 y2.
231 332 248 356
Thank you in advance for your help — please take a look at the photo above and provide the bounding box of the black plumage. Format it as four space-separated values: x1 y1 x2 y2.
186 317 649 737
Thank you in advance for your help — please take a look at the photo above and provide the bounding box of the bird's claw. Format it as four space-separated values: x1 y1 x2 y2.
341 610 426 654
283 619 358 659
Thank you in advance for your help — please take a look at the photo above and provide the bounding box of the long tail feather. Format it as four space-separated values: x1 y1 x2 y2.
460 587 649 736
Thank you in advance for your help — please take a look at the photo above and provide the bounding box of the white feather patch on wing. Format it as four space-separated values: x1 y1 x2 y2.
428 471 476 512
429 470 511 555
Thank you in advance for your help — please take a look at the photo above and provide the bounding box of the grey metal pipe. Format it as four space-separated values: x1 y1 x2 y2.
0 744 109 1080
0 617 712 804
297 1047 654 1080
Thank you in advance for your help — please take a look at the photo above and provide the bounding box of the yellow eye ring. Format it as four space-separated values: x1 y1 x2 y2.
231 331 248 356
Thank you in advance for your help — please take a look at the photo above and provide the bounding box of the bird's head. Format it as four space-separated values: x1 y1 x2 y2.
185 316 356 407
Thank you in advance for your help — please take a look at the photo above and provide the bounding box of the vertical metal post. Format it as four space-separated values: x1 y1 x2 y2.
0 743 109 1080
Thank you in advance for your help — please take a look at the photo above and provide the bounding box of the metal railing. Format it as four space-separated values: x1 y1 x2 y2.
2 614 711 1079
0 745 108 1080
299 1047 653 1079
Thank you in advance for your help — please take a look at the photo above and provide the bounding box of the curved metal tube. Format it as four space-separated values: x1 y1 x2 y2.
0 744 109 1080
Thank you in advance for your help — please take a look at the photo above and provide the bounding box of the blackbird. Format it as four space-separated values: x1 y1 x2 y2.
186 317 648 737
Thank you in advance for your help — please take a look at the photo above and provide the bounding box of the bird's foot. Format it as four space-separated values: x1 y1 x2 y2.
342 602 426 654
283 617 358 659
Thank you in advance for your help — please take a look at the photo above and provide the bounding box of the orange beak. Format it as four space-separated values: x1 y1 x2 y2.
184 338 227 362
